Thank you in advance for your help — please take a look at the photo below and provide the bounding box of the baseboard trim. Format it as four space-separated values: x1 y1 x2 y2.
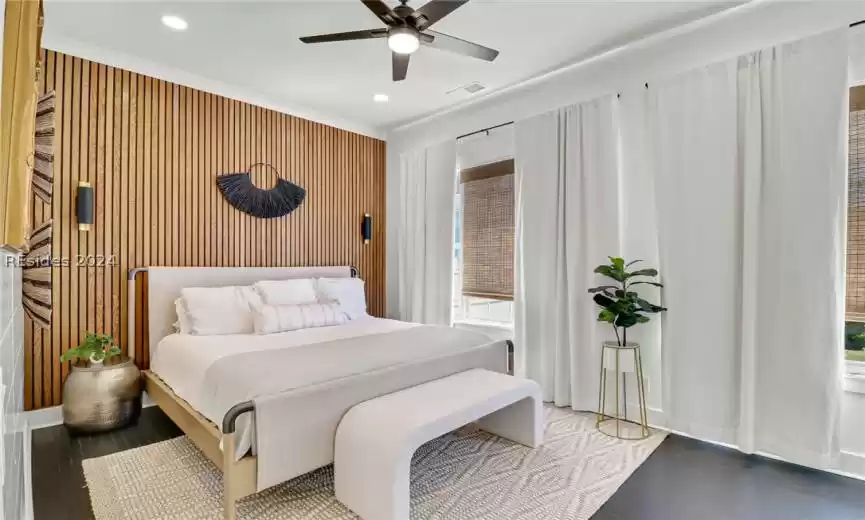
24 392 156 431
22 406 62 431
839 450 865 480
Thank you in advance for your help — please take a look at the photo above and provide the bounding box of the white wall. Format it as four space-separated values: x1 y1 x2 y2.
850 25 865 86
456 125 514 170
0 251 26 520
0 1 27 516
842 385 865 448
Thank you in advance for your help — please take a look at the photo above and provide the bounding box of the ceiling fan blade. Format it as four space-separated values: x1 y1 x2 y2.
423 30 499 61
360 0 399 26
393 52 410 82
414 0 470 29
300 29 387 44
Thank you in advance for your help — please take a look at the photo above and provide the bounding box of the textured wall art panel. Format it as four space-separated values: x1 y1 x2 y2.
24 50 386 409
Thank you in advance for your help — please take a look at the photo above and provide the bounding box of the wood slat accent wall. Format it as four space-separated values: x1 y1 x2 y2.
25 50 386 410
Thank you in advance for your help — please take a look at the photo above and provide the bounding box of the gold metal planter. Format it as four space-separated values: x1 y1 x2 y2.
62 357 142 433
597 341 650 440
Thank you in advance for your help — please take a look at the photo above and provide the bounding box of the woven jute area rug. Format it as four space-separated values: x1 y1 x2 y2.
82 406 665 520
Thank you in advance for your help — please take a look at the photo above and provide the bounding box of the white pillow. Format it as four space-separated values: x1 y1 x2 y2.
181 285 263 335
254 278 318 306
173 298 192 334
315 278 368 319
253 302 349 334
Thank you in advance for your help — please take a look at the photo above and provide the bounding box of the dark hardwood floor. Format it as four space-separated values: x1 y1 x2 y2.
593 435 865 520
33 407 865 520
31 406 183 520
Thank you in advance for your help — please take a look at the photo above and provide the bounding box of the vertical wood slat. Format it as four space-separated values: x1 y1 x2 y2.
25 50 386 409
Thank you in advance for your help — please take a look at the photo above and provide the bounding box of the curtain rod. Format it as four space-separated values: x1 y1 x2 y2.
457 21 863 137
456 121 514 141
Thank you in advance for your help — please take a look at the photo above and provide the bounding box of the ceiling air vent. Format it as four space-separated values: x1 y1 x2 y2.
447 82 485 95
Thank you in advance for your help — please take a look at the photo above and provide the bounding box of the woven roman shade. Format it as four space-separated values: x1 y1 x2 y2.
460 159 514 300
848 86 865 319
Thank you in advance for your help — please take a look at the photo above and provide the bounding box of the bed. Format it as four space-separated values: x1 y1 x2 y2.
128 265 513 520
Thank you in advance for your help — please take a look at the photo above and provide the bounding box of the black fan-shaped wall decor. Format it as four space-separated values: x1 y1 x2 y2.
217 163 306 219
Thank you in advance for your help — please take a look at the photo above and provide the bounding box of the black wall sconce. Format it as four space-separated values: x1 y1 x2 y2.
76 181 94 231
361 213 372 244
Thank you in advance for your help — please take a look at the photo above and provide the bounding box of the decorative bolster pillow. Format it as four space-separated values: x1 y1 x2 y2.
253 301 349 334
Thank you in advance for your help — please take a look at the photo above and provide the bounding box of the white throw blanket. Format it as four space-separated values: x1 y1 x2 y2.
199 325 509 491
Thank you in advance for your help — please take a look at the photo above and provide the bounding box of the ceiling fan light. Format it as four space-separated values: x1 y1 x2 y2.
388 27 420 55
161 15 188 31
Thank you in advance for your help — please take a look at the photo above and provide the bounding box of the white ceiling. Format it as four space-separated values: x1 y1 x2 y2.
43 0 740 135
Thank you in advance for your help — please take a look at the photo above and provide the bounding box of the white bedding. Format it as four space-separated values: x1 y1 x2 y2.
151 318 418 408
151 316 510 490
150 318 420 453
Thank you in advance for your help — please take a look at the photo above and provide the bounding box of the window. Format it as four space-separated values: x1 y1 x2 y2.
847 85 865 362
453 159 515 326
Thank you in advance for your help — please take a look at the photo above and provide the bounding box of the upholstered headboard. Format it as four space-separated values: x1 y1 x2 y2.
128 266 356 358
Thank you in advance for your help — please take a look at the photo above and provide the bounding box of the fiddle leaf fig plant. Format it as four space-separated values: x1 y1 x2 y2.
588 257 667 346
60 333 121 365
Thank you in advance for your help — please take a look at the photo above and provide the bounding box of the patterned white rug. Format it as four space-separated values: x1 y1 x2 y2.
82 406 666 520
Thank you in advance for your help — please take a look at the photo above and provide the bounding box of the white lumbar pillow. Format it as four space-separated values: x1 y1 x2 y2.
253 301 349 334
180 285 263 335
316 278 368 320
254 278 318 306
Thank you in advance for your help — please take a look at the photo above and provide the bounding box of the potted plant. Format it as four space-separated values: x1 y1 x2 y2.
61 333 141 433
60 332 121 367
588 257 667 347
589 257 666 439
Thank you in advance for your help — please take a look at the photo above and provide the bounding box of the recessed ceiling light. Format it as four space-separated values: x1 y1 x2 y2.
373 94 389 103
161 15 188 31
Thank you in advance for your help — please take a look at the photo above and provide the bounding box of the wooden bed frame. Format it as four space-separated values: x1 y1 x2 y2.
142 371 255 520
128 266 514 520
130 266 311 519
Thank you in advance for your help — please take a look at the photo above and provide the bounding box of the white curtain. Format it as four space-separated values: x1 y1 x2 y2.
618 89 663 416
627 28 848 467
649 61 742 444
735 30 847 466
397 140 457 325
514 97 620 409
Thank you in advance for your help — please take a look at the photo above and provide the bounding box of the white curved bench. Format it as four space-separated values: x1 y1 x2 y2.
334 369 542 520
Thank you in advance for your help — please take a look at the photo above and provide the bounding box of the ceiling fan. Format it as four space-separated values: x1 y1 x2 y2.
299 0 499 82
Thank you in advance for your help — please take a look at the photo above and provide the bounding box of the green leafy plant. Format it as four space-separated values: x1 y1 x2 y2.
588 257 667 346
845 321 865 352
60 333 121 364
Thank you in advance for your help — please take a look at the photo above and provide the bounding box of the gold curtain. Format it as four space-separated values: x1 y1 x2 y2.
0 0 42 250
